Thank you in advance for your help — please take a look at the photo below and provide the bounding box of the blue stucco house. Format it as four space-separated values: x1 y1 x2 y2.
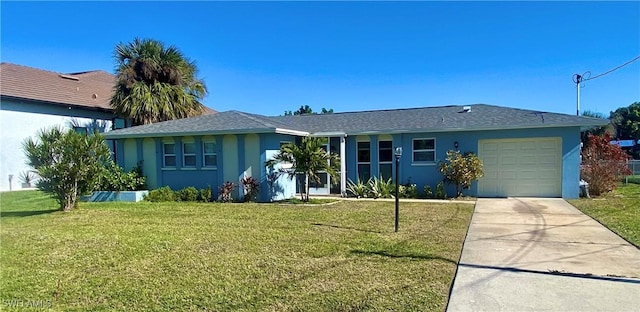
104 104 607 200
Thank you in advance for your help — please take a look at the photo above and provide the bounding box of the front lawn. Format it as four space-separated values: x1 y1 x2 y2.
0 191 473 311
569 183 640 247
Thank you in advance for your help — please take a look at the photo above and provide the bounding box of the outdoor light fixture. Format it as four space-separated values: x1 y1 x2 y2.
454 141 459 150
394 147 402 232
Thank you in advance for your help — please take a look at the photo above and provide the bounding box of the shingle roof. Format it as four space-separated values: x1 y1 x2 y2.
268 104 608 134
104 110 307 139
104 104 608 139
1 62 115 111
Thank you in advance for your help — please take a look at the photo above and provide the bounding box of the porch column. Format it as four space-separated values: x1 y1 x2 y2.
340 136 347 196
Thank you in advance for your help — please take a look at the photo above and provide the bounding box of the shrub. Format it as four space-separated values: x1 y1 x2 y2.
439 150 484 197
218 181 236 203
240 176 260 202
423 185 433 198
369 177 394 199
346 178 369 198
145 186 175 202
400 182 418 199
200 185 213 202
96 161 146 191
177 186 199 202
22 128 111 211
581 133 631 196
435 181 447 199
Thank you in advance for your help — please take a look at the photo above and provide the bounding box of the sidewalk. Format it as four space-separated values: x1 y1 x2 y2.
447 198 640 312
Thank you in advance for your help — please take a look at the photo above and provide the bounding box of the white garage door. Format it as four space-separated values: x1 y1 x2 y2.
478 137 562 197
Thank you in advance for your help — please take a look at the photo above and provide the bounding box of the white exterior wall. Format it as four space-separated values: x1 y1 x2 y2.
0 101 113 192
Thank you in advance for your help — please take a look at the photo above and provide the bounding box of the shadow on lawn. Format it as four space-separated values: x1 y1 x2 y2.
0 209 58 218
350 249 456 263
311 223 383 234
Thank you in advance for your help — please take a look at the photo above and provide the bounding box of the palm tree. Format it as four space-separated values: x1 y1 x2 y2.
266 137 340 202
111 38 208 125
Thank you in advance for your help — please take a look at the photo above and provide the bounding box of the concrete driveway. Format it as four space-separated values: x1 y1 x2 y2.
447 198 640 312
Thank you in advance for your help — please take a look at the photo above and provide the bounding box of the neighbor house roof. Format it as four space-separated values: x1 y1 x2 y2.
0 62 218 115
1 62 116 111
104 104 609 139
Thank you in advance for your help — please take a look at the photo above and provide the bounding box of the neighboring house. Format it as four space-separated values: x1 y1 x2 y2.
104 104 607 200
0 62 120 191
0 62 218 192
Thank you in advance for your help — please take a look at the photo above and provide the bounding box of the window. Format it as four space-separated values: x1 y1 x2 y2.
357 141 370 181
203 141 217 167
163 143 176 167
379 140 393 180
413 138 436 162
183 142 196 167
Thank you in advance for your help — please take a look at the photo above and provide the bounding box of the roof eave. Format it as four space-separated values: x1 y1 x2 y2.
1 94 114 114
104 128 289 139
342 122 608 136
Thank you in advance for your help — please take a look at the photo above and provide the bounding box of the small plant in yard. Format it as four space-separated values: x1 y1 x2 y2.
177 186 199 202
581 133 632 196
18 170 38 187
240 176 260 202
439 150 484 197
144 186 175 202
218 181 236 203
423 185 433 198
346 178 370 198
435 181 447 199
200 185 213 202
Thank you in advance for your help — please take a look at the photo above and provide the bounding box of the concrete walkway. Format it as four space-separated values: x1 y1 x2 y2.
447 198 640 312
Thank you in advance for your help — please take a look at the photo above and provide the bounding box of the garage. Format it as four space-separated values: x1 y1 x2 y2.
478 137 562 197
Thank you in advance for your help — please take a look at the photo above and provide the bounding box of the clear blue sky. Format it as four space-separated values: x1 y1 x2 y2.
2 1 639 117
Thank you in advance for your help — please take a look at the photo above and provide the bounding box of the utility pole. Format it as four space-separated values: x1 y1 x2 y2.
572 73 582 116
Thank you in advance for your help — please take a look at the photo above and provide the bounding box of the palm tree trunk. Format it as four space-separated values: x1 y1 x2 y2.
305 174 310 202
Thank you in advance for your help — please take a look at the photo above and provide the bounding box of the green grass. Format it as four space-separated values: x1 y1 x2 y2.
0 191 473 311
569 183 640 247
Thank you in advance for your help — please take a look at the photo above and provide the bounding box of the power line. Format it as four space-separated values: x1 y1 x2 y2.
584 55 640 81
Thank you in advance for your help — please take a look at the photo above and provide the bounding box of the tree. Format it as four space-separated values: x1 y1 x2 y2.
22 128 111 211
439 150 484 198
284 105 334 116
111 38 208 126
580 110 614 143
266 137 339 202
610 102 640 140
580 133 631 196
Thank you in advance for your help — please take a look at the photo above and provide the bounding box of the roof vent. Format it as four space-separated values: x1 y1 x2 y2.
59 74 79 81
92 93 98 99
462 105 472 112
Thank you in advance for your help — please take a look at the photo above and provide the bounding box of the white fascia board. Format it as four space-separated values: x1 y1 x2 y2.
104 128 278 139
310 131 347 137
275 128 309 136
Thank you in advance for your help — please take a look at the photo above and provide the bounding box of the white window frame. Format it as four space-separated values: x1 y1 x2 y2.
412 138 436 163
378 140 393 180
183 141 196 167
163 143 176 167
203 140 217 168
